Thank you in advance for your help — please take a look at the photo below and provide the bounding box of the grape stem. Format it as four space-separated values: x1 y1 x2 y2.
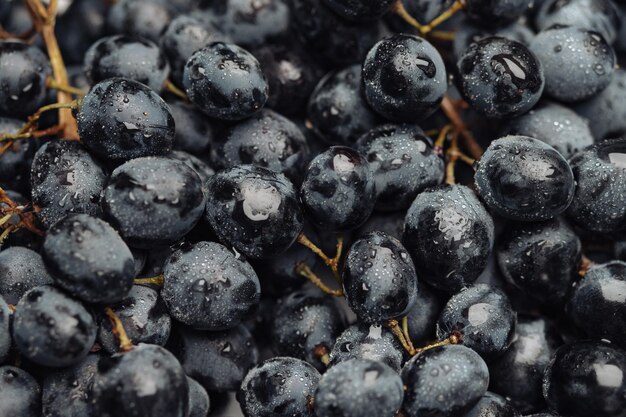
46 77 86 96
0 100 80 143
163 80 188 101
104 307 134 353
134 274 165 286
297 233 343 282
579 255 593 277
25 0 79 140
441 96 484 160
295 262 344 297
393 0 466 35
313 344 331 366
0 25 36 41
388 319 462 356
0 188 45 237
433 124 453 156
445 131 461 185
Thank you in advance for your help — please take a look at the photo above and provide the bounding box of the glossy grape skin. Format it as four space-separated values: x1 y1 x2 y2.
0 117 38 194
290 0 380 67
238 357 320 417
568 139 626 233
84 35 169 92
475 136 575 222
106 0 174 42
42 214 135 304
271 289 346 371
0 295 9 364
530 26 615 103
572 69 626 140
329 323 405 372
356 124 444 211
98 285 172 353
503 102 594 159
496 217 581 305
12 286 96 367
535 0 621 44
93 344 189 417
568 261 626 348
363 34 447 123
215 109 310 183
356 211 405 241
253 42 321 117
167 324 259 392
77 78 175 163
187 377 210 417
168 101 215 154
465 0 531 27
168 150 215 185
300 146 376 231
0 366 41 417
402 184 495 292
343 231 418 323
0 41 51 119
204 165 303 259
437 284 517 359
321 0 396 20
102 156 206 249
0 246 53 304
161 15 231 88
452 19 535 62
464 392 521 417
162 241 260 331
457 37 544 119
543 340 626 417
489 317 563 414
316 359 403 417
307 65 380 146
183 42 268 121
401 344 490 417
31 139 107 229
403 283 442 346
42 354 99 417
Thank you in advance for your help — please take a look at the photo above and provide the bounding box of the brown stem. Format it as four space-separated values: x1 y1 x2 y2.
0 25 36 41
421 0 465 34
413 331 462 355
297 233 343 282
104 307 134 352
46 77 86 96
441 96 483 160
295 262 343 297
388 319 416 356
163 80 188 101
393 1 427 33
445 131 460 185
579 255 593 277
313 344 331 366
428 30 456 41
0 101 78 142
134 274 165 286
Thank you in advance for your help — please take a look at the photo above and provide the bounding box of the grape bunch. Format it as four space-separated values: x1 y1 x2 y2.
0 0 625 416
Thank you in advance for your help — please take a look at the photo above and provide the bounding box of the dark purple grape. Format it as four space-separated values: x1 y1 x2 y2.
300 146 376 231
452 19 535 61
42 354 99 417
496 217 581 305
401 344 490 417
84 35 169 92
0 295 8 364
0 117 38 194
437 283 517 359
0 366 41 417
529 26 615 103
93 344 189 417
342 231 418 323
0 41 51 118
162 241 260 331
168 150 215 184
102 156 206 248
98 285 172 353
465 0 531 27
317 359 403 417
405 282 443 345
356 211 405 241
167 324 259 392
402 184 495 292
187 377 210 417
464 392 521 417
271 289 346 371
42 214 135 304
457 37 544 119
30 140 107 229
363 34 447 122
168 101 216 154
357 124 444 211
0 246 54 304
543 340 626 417
238 357 320 417
77 78 175 163
55 0 108 66
474 136 575 222
569 261 626 348
489 317 563 414
329 323 405 372
12 286 97 367
215 109 310 183
321 0 396 21
106 0 174 42
183 42 268 121
307 65 380 146
535 0 621 43
503 102 594 159
204 165 303 259
566 139 626 233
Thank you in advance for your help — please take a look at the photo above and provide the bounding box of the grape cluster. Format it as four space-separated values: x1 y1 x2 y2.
0 0 625 416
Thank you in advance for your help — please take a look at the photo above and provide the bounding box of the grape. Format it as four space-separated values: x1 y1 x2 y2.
0 246 54 304
0 366 41 417
42 354 99 417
